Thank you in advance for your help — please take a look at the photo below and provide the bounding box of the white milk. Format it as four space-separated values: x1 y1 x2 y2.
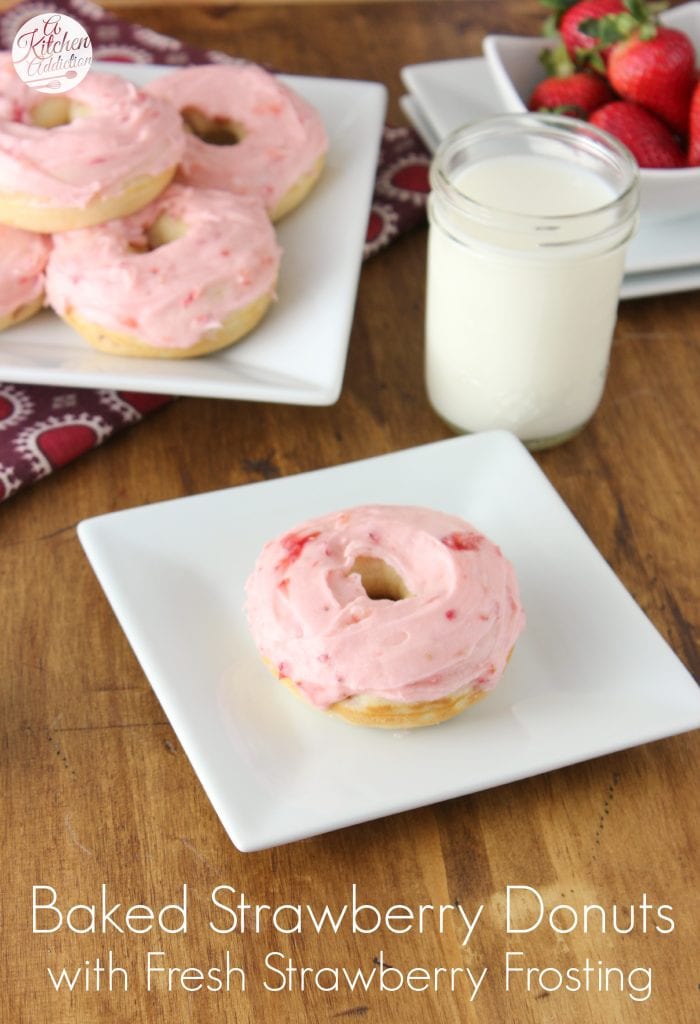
426 135 638 448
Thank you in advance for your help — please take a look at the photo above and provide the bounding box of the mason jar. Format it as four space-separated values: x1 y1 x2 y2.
425 114 640 449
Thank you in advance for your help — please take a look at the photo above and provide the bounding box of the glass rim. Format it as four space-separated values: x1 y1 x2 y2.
430 112 640 229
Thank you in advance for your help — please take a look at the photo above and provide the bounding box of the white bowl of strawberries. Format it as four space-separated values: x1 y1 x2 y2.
483 0 700 220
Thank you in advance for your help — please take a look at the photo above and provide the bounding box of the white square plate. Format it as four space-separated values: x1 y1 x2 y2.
400 58 700 298
1 63 387 405
78 432 700 851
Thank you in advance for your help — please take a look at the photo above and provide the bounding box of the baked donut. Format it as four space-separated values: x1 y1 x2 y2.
0 224 50 330
146 64 327 221
45 183 281 359
0 58 184 232
245 505 525 728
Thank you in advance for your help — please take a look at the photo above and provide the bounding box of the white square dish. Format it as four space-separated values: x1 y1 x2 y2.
78 432 700 852
0 63 387 405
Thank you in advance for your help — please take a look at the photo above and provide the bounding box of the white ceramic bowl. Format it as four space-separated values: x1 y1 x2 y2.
482 1 700 221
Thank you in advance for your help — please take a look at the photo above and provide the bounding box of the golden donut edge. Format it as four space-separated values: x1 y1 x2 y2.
265 657 511 730
0 165 177 234
270 154 326 222
60 288 276 359
0 294 45 332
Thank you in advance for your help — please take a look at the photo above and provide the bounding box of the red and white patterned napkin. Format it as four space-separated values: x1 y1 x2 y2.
0 0 430 503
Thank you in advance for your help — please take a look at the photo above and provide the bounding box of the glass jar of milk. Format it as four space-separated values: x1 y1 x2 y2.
425 114 639 449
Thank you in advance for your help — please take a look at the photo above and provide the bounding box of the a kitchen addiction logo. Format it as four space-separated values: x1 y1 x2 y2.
11 12 92 94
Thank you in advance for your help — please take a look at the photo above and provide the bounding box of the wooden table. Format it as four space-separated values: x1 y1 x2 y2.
3 4 698 1022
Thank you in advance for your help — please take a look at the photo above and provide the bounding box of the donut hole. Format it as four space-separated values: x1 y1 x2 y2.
128 214 188 254
181 107 246 146
30 98 90 128
351 557 411 602
147 214 188 249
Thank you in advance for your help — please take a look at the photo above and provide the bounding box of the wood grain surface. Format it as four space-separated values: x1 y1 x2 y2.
2 3 698 1023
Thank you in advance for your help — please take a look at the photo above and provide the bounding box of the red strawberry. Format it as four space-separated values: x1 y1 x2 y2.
689 79 700 166
590 100 687 167
529 71 615 116
559 0 625 65
606 26 696 135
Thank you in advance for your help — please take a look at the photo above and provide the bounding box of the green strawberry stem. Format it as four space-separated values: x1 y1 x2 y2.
538 0 581 37
540 41 576 75
580 0 668 45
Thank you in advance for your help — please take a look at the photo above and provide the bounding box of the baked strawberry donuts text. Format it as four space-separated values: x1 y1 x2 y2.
146 64 327 220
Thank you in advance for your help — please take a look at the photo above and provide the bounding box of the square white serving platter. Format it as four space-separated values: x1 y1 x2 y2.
78 432 700 852
0 63 387 405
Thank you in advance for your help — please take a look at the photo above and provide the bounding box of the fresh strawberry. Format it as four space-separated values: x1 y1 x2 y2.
689 79 700 165
606 27 696 135
590 100 687 167
580 1 697 135
559 0 626 65
529 70 615 116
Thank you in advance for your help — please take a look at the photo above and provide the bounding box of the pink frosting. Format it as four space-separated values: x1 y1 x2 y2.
0 224 50 317
45 183 281 349
0 58 185 208
145 65 327 213
245 505 526 708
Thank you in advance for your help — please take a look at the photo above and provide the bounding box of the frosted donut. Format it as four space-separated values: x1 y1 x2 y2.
146 64 327 221
245 505 526 728
0 59 185 232
0 224 50 330
45 183 281 359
